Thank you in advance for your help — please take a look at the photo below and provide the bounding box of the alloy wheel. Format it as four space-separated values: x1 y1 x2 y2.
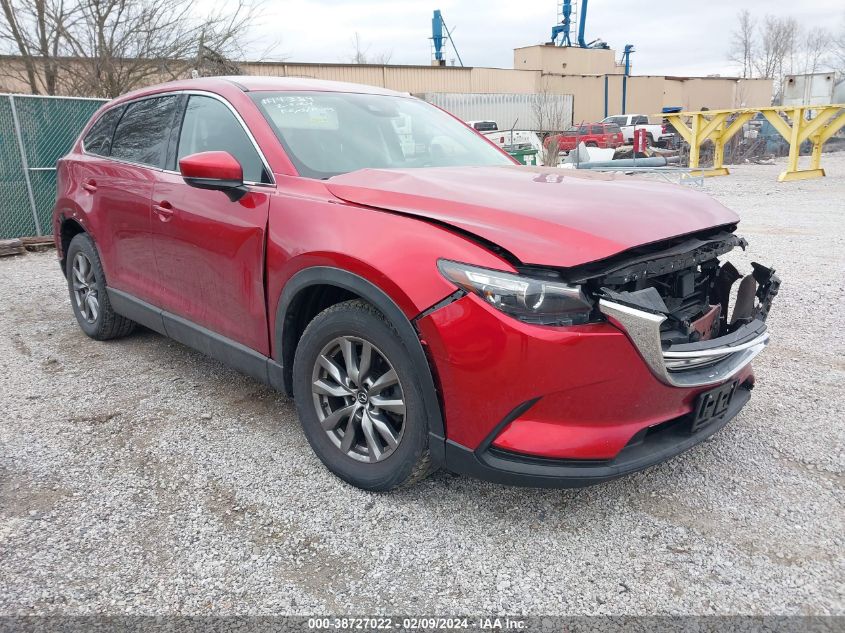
311 336 406 463
72 252 99 324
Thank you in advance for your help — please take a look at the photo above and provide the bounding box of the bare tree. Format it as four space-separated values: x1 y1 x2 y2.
728 9 756 79
348 31 392 65
800 27 831 75
751 15 799 98
532 77 569 166
63 0 263 97
0 0 266 97
0 0 74 94
832 12 845 74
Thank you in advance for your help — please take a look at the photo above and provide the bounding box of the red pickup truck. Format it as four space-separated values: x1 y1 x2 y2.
546 122 624 152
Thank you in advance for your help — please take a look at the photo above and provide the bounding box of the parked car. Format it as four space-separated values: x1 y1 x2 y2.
546 122 624 152
466 120 498 132
54 77 779 491
602 114 673 146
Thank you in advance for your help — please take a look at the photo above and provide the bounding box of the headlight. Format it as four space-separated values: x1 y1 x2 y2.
438 260 593 326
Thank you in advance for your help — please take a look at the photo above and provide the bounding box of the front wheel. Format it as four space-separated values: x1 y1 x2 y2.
292 300 434 491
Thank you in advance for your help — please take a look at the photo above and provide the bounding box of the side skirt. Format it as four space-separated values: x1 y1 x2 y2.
107 288 285 392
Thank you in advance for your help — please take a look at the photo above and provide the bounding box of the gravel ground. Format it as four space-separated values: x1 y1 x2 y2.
0 154 843 617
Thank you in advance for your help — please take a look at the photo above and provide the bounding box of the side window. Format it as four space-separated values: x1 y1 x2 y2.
82 106 124 156
110 96 179 167
177 95 269 184
591 125 604 134
613 116 627 126
633 115 649 125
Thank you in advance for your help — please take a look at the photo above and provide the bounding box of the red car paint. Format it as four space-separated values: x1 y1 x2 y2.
179 151 244 181
327 166 739 268
417 293 753 459
53 77 758 482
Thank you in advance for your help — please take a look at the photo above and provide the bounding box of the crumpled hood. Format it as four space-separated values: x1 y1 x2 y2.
326 165 739 268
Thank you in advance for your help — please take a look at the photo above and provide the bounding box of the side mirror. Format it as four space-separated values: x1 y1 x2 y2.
179 151 247 202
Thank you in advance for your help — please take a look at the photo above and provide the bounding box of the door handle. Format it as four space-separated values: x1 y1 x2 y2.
81 179 97 193
153 200 174 222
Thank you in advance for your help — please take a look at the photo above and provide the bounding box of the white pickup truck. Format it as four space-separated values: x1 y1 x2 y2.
482 129 545 166
601 114 672 146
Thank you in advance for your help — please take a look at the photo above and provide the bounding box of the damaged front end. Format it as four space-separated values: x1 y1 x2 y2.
563 229 780 388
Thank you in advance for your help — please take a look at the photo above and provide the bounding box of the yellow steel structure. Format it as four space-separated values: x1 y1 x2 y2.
664 105 845 182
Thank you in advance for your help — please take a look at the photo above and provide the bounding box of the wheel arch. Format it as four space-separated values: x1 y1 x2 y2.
58 216 87 276
274 266 446 453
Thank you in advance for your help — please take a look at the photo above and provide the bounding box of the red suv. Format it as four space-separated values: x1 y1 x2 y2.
547 122 624 152
54 77 779 491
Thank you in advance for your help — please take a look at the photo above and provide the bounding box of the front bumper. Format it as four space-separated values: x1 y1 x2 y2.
416 293 757 487
444 383 751 488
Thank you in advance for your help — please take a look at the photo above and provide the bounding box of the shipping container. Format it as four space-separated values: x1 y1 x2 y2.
418 92 574 133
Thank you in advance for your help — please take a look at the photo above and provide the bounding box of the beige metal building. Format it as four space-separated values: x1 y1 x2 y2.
0 44 773 124
242 45 771 122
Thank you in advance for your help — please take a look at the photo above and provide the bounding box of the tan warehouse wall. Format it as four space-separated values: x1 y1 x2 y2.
242 61 772 121
514 45 623 75
0 54 773 124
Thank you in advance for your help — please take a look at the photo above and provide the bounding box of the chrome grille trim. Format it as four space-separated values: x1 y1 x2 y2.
599 299 769 388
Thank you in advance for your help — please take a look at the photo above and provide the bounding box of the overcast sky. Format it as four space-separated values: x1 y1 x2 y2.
246 0 843 77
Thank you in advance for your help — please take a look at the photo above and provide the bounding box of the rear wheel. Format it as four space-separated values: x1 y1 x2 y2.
292 300 434 490
65 233 135 340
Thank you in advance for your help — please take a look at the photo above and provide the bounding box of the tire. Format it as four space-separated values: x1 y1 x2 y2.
586 142 598 147
292 300 435 491
647 133 655 146
65 232 135 340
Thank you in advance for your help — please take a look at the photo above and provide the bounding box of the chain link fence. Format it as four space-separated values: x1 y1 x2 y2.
0 94 106 239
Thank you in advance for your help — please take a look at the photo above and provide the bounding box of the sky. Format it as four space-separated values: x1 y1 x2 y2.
242 0 844 77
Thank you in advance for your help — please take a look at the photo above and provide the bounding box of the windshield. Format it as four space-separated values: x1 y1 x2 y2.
251 91 514 179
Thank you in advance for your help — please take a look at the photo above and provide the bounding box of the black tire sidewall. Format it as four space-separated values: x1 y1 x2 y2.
65 233 106 338
292 303 428 490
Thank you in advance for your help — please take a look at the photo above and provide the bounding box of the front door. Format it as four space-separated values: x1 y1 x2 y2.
150 94 273 354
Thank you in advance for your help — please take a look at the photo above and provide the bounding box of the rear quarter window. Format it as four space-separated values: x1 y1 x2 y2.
605 124 622 133
82 106 124 156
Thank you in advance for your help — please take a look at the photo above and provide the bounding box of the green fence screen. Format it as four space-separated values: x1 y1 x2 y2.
0 94 106 239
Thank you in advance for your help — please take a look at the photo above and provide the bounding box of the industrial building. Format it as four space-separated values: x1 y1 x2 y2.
233 46 772 126
0 1 773 129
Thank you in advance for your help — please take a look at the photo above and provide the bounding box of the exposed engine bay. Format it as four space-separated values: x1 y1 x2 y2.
560 228 780 349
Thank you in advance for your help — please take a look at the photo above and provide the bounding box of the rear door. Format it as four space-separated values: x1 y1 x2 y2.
71 104 124 271
150 93 272 354
92 95 180 304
